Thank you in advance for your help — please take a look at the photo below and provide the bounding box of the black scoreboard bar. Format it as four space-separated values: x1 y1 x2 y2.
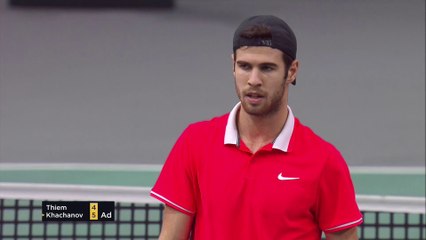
42 201 115 222
9 0 174 8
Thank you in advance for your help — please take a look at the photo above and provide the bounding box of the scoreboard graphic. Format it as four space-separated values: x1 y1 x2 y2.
42 201 114 221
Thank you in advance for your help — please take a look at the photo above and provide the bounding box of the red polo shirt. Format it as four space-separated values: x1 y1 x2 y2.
151 103 362 239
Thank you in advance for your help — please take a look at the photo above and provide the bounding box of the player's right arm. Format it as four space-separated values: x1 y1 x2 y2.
159 205 194 240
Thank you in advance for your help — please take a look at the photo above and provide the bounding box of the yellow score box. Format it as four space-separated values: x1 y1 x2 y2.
90 203 99 220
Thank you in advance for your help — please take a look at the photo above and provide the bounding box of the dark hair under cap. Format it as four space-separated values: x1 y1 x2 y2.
233 15 297 60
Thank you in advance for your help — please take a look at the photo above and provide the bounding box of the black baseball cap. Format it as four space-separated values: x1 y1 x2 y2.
233 15 297 85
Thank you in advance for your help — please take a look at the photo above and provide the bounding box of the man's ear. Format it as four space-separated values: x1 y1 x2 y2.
231 53 235 73
286 60 299 85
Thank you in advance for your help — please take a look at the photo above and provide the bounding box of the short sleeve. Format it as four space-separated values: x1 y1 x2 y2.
150 126 198 215
316 146 363 233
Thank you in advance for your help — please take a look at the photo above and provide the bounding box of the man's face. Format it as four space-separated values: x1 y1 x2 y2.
233 46 288 117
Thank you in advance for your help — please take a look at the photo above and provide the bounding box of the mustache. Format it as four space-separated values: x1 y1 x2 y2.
242 88 266 96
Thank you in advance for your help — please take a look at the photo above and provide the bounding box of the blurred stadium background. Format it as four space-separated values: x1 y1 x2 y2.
0 0 424 167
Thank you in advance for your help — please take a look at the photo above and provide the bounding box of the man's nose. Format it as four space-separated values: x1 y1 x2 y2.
247 69 262 87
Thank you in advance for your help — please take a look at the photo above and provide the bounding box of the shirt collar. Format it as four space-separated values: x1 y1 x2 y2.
224 102 295 152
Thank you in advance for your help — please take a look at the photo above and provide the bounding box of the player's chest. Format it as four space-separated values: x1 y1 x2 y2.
197 147 321 217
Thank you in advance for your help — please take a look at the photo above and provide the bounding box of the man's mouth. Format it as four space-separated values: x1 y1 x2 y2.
245 92 265 104
247 92 262 98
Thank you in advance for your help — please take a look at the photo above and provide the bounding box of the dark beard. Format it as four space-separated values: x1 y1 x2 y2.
236 81 286 118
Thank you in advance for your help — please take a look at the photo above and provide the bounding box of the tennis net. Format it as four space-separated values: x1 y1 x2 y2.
0 183 425 240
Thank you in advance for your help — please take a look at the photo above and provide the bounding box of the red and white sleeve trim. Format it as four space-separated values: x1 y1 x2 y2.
150 191 195 215
324 217 363 232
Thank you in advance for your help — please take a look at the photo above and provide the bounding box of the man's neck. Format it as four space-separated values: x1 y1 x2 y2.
237 106 289 153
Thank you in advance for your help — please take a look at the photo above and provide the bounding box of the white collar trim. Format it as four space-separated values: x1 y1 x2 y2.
224 102 295 152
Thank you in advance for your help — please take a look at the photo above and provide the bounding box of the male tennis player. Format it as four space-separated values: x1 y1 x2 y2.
151 15 363 239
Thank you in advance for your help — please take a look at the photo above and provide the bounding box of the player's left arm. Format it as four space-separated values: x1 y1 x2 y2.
325 226 358 240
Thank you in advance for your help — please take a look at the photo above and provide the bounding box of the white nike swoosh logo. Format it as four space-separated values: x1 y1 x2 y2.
278 173 300 181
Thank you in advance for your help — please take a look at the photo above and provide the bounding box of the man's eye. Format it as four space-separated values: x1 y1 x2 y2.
238 64 251 70
261 65 274 72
